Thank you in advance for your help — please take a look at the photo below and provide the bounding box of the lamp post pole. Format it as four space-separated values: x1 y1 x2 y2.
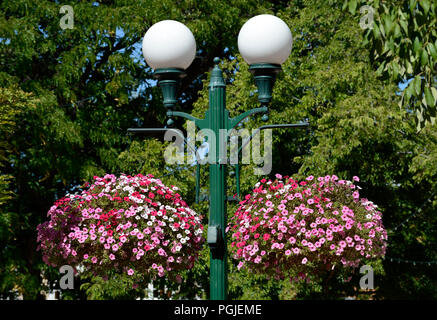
140 14 293 301
161 59 271 299
207 58 228 300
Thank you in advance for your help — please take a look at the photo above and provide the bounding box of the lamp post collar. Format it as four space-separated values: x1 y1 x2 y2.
153 68 186 80
209 57 225 88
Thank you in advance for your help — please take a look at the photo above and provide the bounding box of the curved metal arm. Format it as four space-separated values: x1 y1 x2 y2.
237 122 310 155
228 106 268 130
167 111 203 125
127 127 199 161
232 122 309 199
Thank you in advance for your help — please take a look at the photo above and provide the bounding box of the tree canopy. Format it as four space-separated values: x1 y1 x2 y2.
341 0 437 130
0 0 435 300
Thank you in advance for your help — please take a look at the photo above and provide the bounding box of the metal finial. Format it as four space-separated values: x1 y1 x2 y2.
209 57 225 87
262 113 269 122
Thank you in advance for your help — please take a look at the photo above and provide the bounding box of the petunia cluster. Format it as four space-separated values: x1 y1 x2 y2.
37 174 205 280
228 174 387 280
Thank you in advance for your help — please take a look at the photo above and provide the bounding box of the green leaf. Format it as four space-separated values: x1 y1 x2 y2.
431 87 437 101
420 0 430 14
413 37 421 54
405 82 415 101
383 16 393 35
416 108 424 122
424 87 435 106
398 64 406 77
409 0 418 13
394 23 401 38
421 49 429 66
414 76 422 95
428 43 437 60
391 62 400 80
399 19 408 35
342 0 349 11
378 21 386 38
373 23 381 39
406 61 414 74
376 61 386 75
348 0 357 15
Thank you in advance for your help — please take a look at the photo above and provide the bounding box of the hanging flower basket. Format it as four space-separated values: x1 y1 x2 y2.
37 174 205 280
228 174 387 280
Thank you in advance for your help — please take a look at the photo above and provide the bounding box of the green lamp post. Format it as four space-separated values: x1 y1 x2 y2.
141 15 293 300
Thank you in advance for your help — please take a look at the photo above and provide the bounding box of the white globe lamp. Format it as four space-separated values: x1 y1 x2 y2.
238 14 292 65
142 20 196 70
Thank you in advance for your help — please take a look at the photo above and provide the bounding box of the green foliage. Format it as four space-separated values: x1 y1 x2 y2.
1 0 436 300
80 273 143 300
0 86 36 202
0 0 274 299
0 86 38 299
341 0 437 130
191 0 437 299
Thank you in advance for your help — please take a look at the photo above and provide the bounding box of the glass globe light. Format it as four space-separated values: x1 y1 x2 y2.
142 20 196 70
238 14 292 65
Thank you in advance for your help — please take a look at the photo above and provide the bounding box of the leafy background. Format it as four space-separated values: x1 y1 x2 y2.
0 0 435 299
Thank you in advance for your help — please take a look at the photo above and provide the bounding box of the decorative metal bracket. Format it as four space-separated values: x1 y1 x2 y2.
232 122 310 200
127 127 203 202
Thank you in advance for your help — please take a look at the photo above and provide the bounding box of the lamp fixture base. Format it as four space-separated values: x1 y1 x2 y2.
249 63 281 107
154 68 186 126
